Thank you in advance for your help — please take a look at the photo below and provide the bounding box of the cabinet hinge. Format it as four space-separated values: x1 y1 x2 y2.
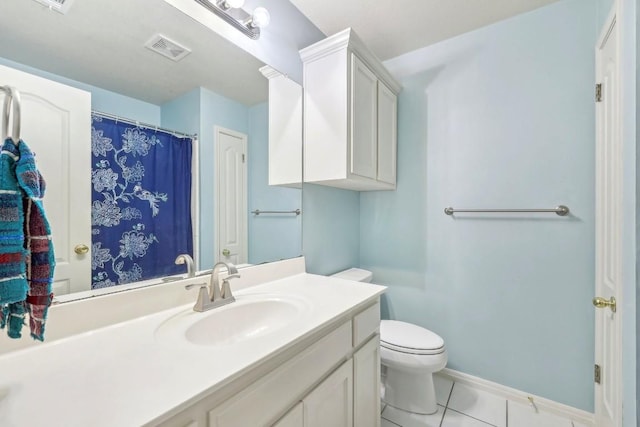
594 364 601 384
242 153 245 163
595 83 602 102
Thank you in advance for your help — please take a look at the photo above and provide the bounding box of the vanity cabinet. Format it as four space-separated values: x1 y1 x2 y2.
259 65 303 188
155 300 381 427
300 28 400 191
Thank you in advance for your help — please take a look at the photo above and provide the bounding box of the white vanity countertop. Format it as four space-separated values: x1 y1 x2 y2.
0 273 385 427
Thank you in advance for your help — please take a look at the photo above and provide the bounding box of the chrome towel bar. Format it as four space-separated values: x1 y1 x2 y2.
444 205 570 216
251 209 301 215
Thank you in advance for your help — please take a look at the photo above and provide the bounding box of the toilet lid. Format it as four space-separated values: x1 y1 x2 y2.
380 320 445 355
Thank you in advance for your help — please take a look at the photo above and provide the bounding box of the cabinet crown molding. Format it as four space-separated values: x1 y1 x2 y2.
259 65 283 80
299 28 402 94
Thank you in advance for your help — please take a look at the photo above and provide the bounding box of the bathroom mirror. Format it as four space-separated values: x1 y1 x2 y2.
0 0 313 300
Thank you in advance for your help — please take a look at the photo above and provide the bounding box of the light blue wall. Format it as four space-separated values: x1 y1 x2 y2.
247 103 302 263
161 88 201 135
0 57 161 124
597 0 616 28
303 184 360 275
198 87 250 269
358 0 597 411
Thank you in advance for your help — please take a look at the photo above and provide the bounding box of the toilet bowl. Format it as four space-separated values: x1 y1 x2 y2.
330 268 448 416
380 320 447 415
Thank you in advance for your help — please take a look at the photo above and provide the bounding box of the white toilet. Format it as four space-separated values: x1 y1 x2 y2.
331 268 448 416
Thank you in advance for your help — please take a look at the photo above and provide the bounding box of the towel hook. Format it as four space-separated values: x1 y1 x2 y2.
1 86 21 145
2 86 11 142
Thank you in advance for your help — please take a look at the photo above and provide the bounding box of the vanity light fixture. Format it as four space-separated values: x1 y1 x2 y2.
194 0 270 40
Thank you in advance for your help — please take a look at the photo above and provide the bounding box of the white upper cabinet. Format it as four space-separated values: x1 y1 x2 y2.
300 28 401 191
260 65 303 188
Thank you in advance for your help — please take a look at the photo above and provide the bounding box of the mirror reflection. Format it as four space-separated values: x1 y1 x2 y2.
0 0 303 299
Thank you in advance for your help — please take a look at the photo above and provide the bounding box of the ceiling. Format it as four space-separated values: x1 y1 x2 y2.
0 0 269 105
289 0 563 61
0 0 564 106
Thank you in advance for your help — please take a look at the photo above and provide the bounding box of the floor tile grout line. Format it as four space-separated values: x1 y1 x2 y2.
381 415 402 426
439 380 456 427
446 407 498 427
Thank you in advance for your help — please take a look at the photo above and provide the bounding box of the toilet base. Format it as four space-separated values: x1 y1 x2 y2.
382 368 437 415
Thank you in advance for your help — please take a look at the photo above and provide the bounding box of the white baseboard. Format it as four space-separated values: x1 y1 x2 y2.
439 368 595 426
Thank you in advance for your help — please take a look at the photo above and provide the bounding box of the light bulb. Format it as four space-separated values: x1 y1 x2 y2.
251 7 270 28
224 0 244 8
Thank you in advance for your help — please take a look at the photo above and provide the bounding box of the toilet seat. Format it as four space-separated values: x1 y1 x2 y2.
380 320 445 355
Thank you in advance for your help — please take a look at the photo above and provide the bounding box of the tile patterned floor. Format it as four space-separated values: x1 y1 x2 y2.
380 374 587 427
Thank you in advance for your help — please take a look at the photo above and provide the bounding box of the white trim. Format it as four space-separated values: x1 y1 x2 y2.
299 28 402 94
191 136 200 270
439 368 595 426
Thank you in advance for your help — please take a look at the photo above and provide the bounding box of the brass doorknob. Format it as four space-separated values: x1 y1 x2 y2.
593 296 616 313
222 248 231 257
74 244 89 255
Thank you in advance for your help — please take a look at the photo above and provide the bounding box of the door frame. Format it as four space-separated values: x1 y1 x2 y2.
213 125 248 264
594 6 622 427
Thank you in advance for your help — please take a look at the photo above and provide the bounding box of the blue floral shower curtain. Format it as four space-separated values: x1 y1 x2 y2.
90 114 193 289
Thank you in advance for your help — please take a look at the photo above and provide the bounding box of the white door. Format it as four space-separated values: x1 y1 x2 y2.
0 64 91 296
214 126 247 264
594 10 622 427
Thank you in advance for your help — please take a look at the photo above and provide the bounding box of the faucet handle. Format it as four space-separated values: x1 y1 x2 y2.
220 279 234 299
220 273 240 299
185 283 210 312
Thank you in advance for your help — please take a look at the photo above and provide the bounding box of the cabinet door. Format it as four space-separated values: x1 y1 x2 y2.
377 82 397 185
157 405 205 427
268 73 302 188
273 402 303 427
303 359 353 427
354 336 381 427
350 54 377 180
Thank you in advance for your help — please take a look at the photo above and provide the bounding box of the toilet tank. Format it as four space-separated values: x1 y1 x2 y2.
330 268 373 283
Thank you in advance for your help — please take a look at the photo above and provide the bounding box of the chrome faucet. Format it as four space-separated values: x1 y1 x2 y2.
184 261 240 312
175 254 196 278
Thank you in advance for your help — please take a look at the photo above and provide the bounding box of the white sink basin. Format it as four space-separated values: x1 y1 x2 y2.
156 294 309 346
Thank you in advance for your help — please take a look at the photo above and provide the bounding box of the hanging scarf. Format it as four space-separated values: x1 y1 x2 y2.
0 139 55 340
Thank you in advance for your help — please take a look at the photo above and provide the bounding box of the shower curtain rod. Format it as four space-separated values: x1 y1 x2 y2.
92 110 198 139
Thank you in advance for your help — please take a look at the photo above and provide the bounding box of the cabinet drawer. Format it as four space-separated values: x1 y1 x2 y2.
353 302 380 348
209 321 352 426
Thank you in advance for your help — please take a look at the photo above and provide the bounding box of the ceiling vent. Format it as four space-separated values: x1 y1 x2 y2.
31 0 75 14
145 35 191 62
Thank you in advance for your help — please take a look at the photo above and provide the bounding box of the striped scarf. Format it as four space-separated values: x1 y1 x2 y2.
0 139 55 341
